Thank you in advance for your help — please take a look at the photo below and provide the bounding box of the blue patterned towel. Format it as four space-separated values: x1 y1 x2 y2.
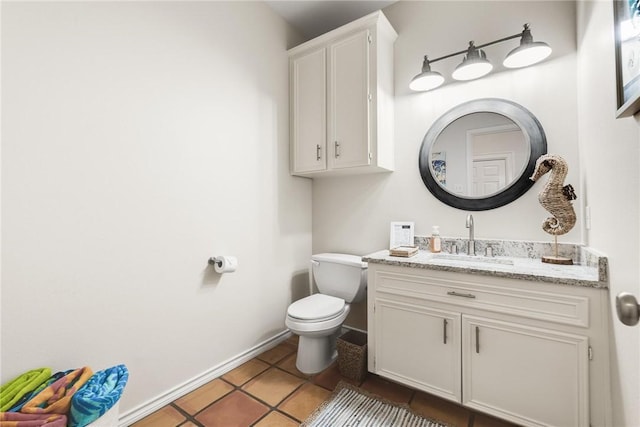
68 365 128 427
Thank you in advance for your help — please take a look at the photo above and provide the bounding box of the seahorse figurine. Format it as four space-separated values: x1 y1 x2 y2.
530 154 577 236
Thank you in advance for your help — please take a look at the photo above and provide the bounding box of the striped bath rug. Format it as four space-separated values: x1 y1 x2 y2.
301 382 450 427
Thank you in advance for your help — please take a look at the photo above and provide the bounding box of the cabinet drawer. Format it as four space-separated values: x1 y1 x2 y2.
374 270 590 327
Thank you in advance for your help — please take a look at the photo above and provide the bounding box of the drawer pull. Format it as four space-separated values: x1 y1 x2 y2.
476 326 480 353
447 291 476 299
443 319 448 344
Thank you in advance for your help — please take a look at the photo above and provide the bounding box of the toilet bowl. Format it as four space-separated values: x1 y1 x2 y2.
286 253 367 374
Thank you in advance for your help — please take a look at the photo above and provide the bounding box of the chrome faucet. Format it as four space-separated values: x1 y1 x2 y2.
465 214 475 256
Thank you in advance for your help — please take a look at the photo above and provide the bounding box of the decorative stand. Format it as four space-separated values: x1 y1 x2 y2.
541 235 573 265
530 154 577 266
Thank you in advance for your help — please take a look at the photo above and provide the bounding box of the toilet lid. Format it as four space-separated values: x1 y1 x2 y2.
288 294 345 321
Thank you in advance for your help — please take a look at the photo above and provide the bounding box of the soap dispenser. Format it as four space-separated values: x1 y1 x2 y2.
430 226 441 253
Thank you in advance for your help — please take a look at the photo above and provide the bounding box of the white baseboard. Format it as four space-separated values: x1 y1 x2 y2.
118 329 292 426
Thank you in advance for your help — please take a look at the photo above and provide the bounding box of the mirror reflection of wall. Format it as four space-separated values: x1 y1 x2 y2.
430 112 529 198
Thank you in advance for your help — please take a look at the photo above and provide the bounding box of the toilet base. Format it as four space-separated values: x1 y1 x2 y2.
294 329 341 374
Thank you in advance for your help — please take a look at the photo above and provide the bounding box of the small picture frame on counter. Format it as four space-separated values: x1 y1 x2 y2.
390 221 414 249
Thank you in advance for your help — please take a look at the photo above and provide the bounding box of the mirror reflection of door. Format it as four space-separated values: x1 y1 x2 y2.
473 157 506 196
467 125 524 196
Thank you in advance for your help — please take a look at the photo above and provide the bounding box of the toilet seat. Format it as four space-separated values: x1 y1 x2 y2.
287 294 345 322
286 303 351 336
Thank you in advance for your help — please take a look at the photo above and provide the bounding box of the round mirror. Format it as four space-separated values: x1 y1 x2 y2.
419 98 547 211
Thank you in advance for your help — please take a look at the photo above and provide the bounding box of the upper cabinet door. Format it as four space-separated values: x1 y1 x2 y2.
328 30 371 170
291 47 327 174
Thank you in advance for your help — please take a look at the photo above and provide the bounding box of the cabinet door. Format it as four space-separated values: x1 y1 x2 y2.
462 316 589 427
328 30 370 169
374 299 461 402
291 48 326 173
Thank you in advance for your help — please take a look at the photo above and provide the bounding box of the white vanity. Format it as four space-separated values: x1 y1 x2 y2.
364 248 610 427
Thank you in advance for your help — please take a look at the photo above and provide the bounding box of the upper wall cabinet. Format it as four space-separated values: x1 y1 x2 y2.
289 11 397 177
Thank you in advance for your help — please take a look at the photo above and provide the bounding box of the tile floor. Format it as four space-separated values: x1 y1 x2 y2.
131 335 520 427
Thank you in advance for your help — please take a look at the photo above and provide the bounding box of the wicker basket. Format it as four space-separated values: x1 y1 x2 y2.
336 330 368 381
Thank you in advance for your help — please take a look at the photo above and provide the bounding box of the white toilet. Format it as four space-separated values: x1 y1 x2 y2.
285 253 368 374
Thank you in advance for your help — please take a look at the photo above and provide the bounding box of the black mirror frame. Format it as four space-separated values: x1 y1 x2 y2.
418 98 547 211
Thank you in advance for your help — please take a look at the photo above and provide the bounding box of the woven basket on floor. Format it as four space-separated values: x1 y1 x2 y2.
336 330 368 382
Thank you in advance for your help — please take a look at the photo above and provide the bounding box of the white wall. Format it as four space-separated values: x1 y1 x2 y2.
576 2 640 425
313 1 579 255
313 1 578 329
1 1 311 414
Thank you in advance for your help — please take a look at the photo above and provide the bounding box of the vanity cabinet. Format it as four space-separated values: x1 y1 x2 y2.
368 264 610 427
288 11 397 177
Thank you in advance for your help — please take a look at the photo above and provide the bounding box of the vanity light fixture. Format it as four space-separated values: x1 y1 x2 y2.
410 23 551 92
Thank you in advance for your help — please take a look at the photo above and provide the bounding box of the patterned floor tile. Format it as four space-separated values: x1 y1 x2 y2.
130 405 185 427
221 358 270 386
278 382 332 421
174 379 234 414
241 367 305 406
253 411 299 427
194 391 268 426
256 342 297 365
312 362 361 390
276 353 311 379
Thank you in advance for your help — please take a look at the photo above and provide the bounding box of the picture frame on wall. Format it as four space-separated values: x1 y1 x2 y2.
614 0 640 117
431 151 446 185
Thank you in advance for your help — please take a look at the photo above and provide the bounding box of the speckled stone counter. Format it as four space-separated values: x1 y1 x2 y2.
363 248 608 289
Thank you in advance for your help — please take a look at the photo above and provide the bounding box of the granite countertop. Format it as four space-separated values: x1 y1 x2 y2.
363 249 608 289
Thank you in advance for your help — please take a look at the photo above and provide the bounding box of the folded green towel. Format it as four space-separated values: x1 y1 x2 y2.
8 371 68 412
0 368 51 412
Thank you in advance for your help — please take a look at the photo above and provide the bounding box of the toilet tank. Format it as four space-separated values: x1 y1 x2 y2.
311 253 368 303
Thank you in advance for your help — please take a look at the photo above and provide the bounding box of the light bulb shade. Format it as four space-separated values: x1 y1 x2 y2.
410 70 445 91
503 41 552 68
452 56 493 81
409 56 445 91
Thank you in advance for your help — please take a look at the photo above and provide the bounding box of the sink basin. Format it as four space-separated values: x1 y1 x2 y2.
430 253 514 266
